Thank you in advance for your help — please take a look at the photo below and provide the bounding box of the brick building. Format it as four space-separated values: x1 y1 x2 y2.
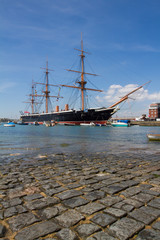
149 103 160 119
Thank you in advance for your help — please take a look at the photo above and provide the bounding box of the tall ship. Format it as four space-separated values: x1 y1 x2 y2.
20 37 149 125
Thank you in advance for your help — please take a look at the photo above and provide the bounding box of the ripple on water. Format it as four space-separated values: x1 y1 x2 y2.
0 125 160 157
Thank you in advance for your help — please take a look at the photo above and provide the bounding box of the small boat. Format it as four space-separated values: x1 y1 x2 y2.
95 123 106 126
64 123 76 126
4 122 15 127
44 121 52 127
147 134 160 141
111 120 130 127
80 122 95 126
95 123 102 126
44 121 56 127
33 121 39 125
17 121 28 125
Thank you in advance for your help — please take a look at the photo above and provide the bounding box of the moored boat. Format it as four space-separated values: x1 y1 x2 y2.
95 123 102 126
80 122 95 126
4 122 15 127
44 121 52 127
64 123 76 126
111 120 130 127
17 121 28 125
147 134 160 141
44 121 55 127
33 121 39 126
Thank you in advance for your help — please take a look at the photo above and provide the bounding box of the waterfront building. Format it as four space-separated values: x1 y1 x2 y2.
149 103 160 119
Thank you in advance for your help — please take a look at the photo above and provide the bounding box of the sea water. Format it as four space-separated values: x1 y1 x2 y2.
0 124 160 159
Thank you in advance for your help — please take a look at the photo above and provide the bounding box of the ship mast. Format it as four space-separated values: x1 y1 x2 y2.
41 60 50 113
80 34 85 110
60 34 102 111
33 60 63 113
24 80 37 114
31 80 35 114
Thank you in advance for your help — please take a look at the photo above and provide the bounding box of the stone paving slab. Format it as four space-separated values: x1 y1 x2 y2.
55 228 79 240
108 217 144 240
14 220 60 240
7 212 40 232
75 223 101 238
128 208 156 225
55 209 85 227
135 229 160 240
0 151 160 239
90 212 116 227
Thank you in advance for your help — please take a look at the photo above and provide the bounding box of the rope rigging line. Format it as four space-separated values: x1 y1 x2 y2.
68 89 80 108
37 96 45 113
85 57 97 76
69 52 80 70
85 76 101 91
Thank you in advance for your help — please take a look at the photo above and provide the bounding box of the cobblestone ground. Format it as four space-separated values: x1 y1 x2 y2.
0 151 160 240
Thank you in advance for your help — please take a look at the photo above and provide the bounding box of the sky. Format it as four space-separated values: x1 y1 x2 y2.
1 0 160 118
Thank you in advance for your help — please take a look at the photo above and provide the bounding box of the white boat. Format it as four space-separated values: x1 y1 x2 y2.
44 121 55 127
33 121 39 125
44 121 52 127
80 122 95 126
147 134 160 141
4 122 15 127
17 121 28 125
111 120 130 127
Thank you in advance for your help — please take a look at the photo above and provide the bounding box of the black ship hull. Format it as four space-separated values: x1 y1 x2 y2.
20 107 116 125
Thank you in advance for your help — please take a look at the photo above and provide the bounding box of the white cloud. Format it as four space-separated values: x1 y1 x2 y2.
110 43 160 53
133 44 159 52
110 84 122 89
0 82 16 93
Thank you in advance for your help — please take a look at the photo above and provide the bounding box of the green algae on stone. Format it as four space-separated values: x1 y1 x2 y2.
60 143 70 147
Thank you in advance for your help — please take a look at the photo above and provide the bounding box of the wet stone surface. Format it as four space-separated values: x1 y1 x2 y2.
0 151 160 239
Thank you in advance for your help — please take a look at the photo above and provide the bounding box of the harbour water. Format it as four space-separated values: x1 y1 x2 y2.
0 124 160 160
1 124 160 240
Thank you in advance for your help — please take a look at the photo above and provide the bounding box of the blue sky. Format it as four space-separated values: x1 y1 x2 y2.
1 0 160 118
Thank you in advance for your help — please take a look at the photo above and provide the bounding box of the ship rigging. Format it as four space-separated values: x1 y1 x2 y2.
21 36 150 125
26 60 63 114
60 34 102 111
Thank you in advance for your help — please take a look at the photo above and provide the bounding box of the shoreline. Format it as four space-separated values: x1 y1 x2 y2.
130 120 160 126
0 152 160 239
